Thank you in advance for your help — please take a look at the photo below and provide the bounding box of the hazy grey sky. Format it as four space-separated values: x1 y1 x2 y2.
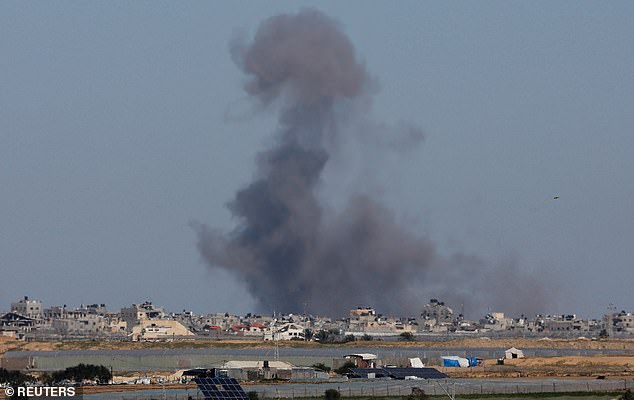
1 1 633 318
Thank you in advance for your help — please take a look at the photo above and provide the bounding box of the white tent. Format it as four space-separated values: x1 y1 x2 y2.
408 357 425 368
504 347 525 359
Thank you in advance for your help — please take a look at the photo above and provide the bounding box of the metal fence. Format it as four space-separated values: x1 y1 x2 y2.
84 378 633 400
244 379 632 398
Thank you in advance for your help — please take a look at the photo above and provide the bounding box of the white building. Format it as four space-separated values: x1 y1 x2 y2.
51 314 107 335
264 323 305 341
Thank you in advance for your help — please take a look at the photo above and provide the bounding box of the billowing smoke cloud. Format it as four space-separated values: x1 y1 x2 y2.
194 9 552 317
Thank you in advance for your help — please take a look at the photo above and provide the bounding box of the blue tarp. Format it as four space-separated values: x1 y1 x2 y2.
442 356 478 368
442 358 460 367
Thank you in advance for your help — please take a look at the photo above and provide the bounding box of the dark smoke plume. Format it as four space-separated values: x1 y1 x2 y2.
194 9 552 317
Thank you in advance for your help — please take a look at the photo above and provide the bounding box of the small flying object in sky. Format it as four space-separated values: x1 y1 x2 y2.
553 196 560 200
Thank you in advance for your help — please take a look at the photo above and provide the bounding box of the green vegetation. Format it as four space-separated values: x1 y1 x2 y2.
343 335 356 343
311 363 331 372
314 329 344 343
0 368 34 385
247 391 259 400
333 361 356 375
406 388 429 400
324 389 341 400
313 329 359 344
399 332 414 341
51 363 112 384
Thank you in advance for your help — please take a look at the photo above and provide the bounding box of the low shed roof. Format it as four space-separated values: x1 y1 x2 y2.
344 353 377 360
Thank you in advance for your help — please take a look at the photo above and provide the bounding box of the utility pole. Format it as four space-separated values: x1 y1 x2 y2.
274 332 279 361
436 381 456 400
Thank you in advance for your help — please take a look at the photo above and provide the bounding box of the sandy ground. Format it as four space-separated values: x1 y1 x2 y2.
441 356 634 379
3 336 634 354
79 381 197 395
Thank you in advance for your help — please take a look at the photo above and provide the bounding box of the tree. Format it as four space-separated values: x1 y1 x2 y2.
39 373 54 385
361 334 373 341
314 330 332 343
51 364 112 384
343 334 356 343
311 363 331 372
0 368 36 399
407 388 430 400
334 361 355 375
324 389 340 400
0 368 34 386
399 332 414 341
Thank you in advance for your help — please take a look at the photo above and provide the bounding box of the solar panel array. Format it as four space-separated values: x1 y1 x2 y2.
194 376 249 400
384 367 448 379
349 367 447 380
349 368 390 378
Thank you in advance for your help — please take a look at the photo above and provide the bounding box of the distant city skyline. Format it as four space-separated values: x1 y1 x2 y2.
2 2 633 318
2 294 629 321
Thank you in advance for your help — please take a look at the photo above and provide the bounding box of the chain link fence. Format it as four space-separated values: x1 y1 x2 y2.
84 378 633 400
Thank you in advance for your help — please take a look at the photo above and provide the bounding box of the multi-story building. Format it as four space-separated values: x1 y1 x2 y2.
193 313 242 331
347 307 416 336
120 302 165 331
349 307 376 325
421 299 454 322
119 302 193 340
418 299 455 332
614 312 634 334
480 312 514 331
11 297 43 319
51 313 108 335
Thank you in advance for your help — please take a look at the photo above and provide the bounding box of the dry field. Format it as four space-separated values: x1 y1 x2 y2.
3 336 634 379
442 355 634 379
3 336 634 355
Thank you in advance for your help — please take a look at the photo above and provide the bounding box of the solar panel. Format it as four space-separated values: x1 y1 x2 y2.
349 367 447 379
193 376 249 400
383 367 448 379
349 368 390 378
